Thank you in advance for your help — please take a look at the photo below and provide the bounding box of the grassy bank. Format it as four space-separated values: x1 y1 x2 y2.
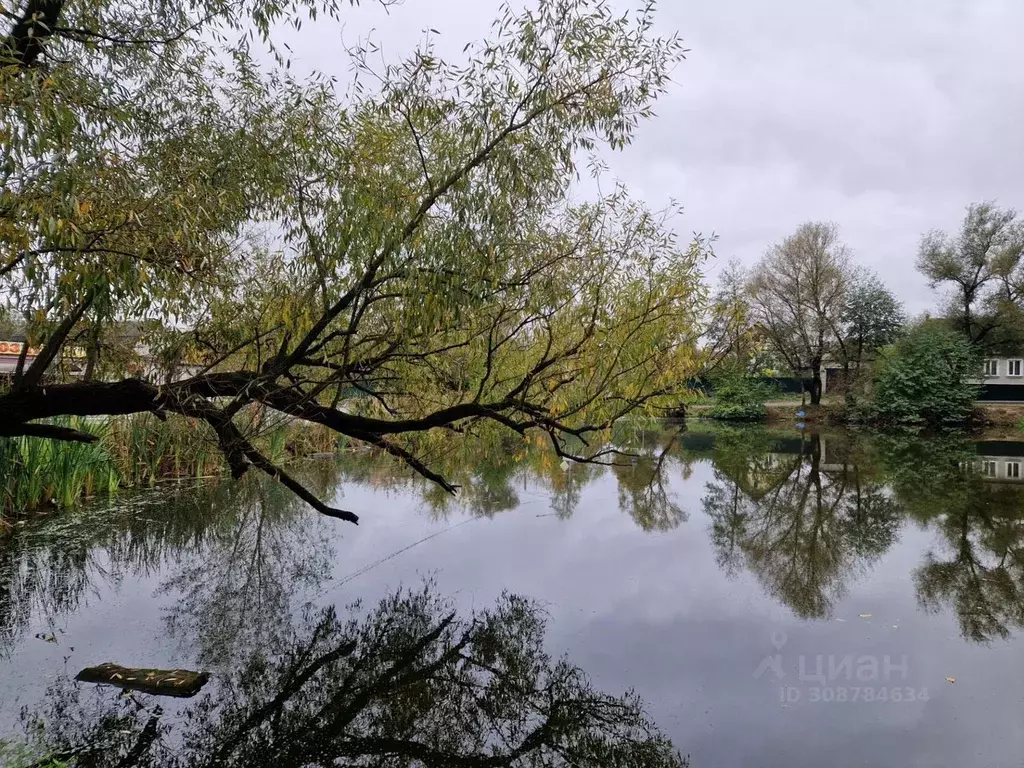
693 398 1024 430
0 413 345 525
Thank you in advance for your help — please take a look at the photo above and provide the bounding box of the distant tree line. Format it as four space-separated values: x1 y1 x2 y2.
705 201 1024 424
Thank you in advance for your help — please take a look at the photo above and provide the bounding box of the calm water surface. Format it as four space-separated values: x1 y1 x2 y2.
2 424 1023 766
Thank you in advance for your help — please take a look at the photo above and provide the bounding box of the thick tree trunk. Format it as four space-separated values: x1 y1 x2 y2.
810 364 823 405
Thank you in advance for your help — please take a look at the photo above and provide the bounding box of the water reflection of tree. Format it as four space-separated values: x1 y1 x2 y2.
16 584 686 768
159 463 340 669
612 452 686 532
337 424 689 529
1 424 694 665
699 428 1024 641
0 482 217 655
701 431 902 619
0 463 342 662
877 435 1024 643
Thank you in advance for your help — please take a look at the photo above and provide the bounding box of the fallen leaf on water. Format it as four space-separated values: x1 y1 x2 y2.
859 613 873 619
945 676 956 684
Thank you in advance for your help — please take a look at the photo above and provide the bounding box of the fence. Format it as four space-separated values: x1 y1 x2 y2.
688 376 812 396
977 385 1024 402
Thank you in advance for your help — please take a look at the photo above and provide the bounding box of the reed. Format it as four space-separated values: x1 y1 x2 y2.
0 412 345 523
0 418 118 523
103 414 221 486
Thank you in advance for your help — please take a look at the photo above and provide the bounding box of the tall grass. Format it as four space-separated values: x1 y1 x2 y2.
0 412 345 524
0 418 119 520
104 414 221 485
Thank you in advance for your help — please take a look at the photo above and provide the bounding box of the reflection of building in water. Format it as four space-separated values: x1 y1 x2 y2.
818 435 854 473
818 434 1024 484
965 441 1024 484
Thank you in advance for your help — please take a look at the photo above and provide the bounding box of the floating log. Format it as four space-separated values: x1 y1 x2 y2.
75 663 211 698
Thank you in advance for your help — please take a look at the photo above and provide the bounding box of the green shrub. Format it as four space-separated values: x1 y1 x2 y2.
709 375 777 421
103 413 221 485
867 325 980 425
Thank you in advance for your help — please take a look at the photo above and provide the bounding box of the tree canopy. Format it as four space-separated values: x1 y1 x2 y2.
749 221 851 403
0 0 709 522
917 201 1024 350
705 258 762 373
836 268 905 368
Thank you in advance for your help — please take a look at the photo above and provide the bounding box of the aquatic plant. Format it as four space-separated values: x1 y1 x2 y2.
0 418 118 522
0 413 344 522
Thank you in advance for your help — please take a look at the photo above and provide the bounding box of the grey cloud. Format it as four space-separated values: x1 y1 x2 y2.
615 0 1024 310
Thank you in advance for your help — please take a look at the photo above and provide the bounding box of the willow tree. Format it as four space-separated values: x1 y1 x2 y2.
0 0 708 522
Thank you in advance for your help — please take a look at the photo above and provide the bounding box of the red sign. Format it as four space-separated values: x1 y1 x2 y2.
0 341 40 356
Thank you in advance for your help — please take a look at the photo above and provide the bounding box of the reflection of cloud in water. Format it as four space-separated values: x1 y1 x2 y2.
3 426 1024 766
15 582 686 768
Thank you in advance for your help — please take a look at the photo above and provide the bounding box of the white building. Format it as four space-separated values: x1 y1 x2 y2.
0 340 86 376
977 356 1024 401
980 356 1024 384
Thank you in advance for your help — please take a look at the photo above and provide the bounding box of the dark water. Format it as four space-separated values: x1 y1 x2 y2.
2 424 1024 766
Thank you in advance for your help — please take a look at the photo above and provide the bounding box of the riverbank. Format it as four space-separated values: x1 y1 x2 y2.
687 399 843 425
689 400 1024 429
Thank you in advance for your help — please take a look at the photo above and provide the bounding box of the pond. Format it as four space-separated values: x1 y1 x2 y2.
1 423 1023 766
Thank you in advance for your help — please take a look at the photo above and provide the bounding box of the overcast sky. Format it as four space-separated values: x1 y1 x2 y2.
285 0 1024 314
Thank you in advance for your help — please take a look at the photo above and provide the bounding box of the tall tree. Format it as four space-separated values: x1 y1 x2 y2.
705 258 766 373
832 268 905 398
0 0 709 523
917 201 1024 348
749 222 851 404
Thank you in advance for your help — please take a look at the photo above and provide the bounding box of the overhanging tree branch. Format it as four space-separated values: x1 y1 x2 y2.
18 286 97 391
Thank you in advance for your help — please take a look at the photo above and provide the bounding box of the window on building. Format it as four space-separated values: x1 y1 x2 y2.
983 359 999 377
1007 462 1021 479
1009 359 1023 377
981 460 998 476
